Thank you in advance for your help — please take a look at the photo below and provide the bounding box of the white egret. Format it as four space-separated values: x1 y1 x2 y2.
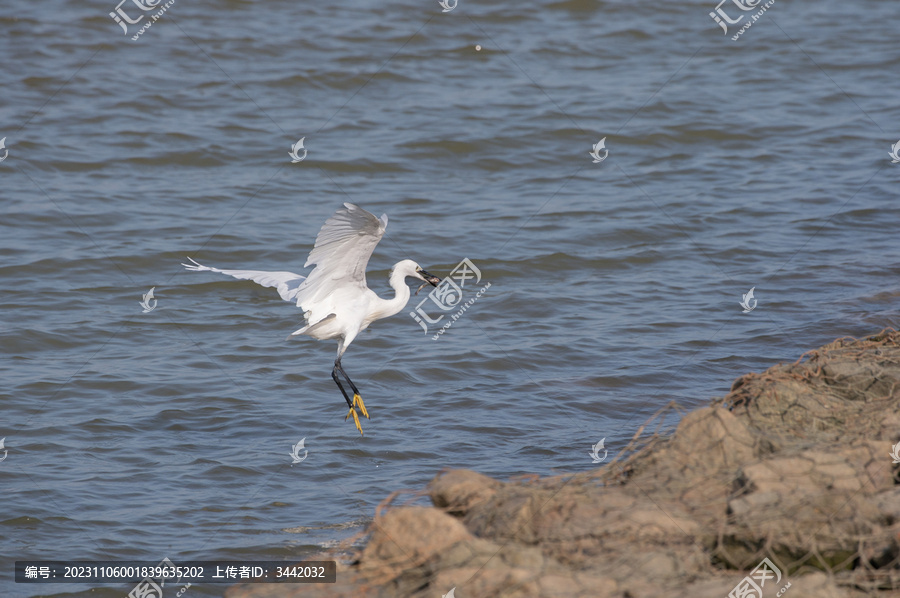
183 203 441 435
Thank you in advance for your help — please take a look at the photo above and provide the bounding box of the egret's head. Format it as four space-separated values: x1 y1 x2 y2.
392 259 441 294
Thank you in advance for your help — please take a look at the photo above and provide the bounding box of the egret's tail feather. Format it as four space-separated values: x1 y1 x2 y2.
291 313 336 338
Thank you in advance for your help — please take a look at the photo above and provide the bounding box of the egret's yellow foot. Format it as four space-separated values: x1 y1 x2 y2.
353 393 369 419
345 407 364 435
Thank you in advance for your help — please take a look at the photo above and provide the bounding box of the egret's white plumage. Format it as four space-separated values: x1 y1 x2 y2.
183 202 440 435
181 259 306 302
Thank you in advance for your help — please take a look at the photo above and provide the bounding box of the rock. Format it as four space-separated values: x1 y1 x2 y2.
226 329 900 598
429 469 501 515
358 507 472 569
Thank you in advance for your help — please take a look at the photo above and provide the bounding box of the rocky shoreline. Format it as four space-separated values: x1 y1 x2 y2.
227 330 900 598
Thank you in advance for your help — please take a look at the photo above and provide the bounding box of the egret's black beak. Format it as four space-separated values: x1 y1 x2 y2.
415 269 442 295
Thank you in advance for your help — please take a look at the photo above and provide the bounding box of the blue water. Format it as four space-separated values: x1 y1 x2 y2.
2 0 899 596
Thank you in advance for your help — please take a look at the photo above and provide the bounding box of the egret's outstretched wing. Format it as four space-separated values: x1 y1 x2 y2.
182 257 306 303
295 203 387 307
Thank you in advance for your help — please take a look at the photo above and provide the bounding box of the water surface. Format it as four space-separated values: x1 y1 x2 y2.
1 0 899 596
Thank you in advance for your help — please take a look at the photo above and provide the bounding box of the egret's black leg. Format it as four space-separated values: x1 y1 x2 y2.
334 360 364 435
336 362 362 402
331 364 354 410
336 359 369 420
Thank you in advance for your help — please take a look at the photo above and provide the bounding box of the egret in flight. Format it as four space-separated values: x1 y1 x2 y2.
183 203 441 435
